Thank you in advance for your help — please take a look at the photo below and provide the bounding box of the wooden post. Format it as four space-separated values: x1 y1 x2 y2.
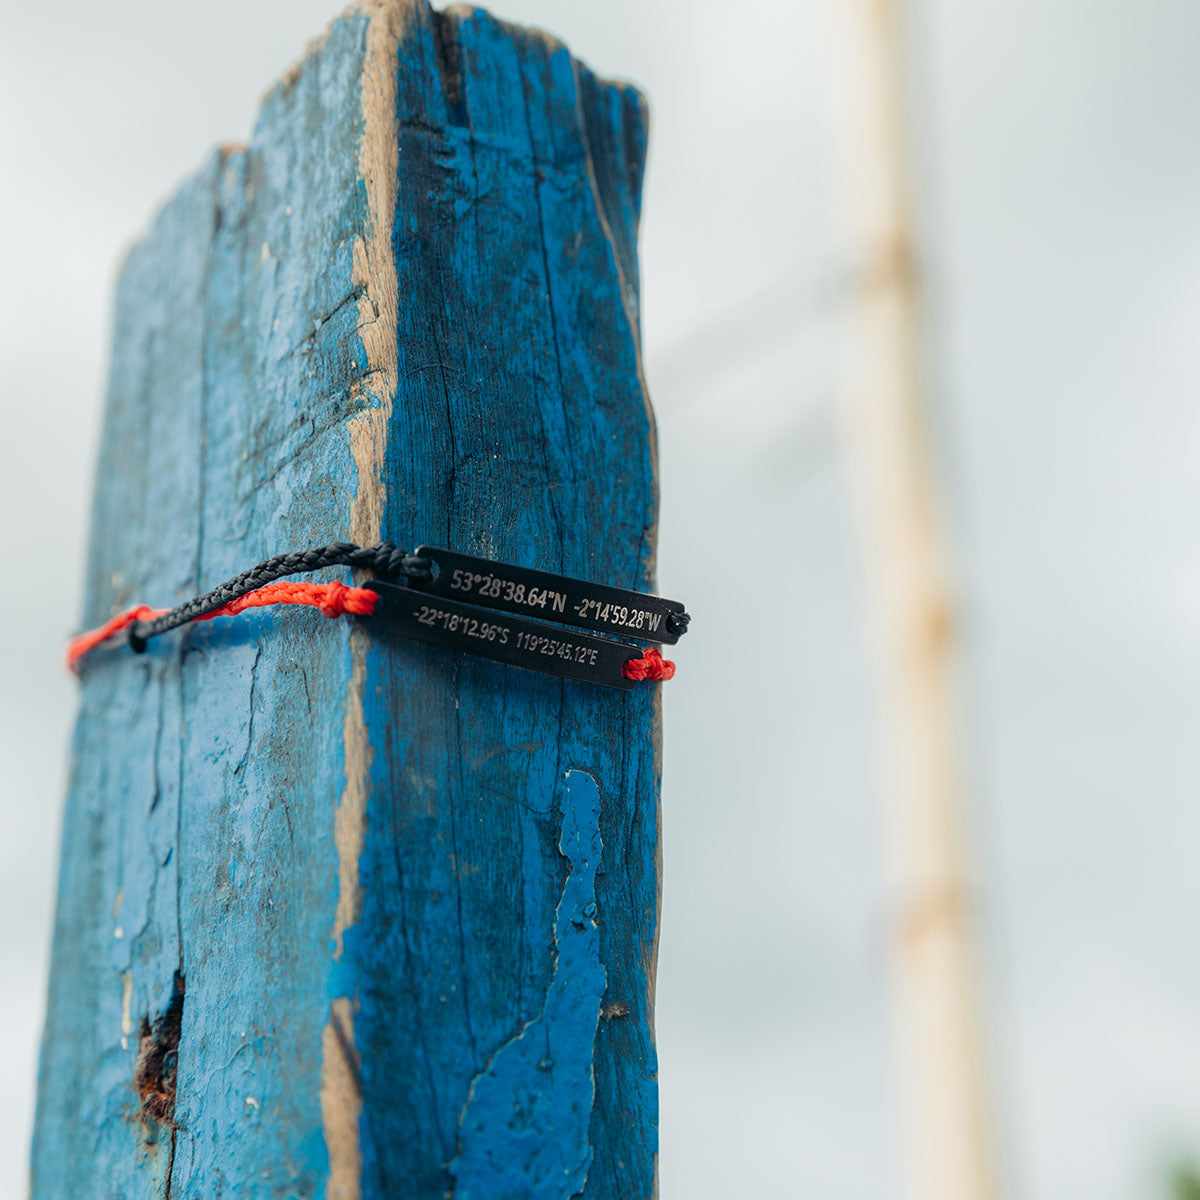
838 2 996 1199
32 4 662 1198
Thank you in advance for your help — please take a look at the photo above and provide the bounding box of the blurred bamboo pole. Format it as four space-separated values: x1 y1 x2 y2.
836 3 996 1200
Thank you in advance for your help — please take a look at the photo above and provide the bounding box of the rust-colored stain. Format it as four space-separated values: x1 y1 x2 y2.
133 973 184 1127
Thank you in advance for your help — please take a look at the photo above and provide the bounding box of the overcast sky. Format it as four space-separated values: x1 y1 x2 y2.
3 1 1200 1197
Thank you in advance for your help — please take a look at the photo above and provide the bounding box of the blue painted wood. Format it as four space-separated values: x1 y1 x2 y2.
31 4 661 1198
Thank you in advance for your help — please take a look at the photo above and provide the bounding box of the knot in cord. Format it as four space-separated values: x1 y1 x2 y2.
621 647 676 682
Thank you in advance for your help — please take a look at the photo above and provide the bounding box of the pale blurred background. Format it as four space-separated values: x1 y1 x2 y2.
3 1 1200 1196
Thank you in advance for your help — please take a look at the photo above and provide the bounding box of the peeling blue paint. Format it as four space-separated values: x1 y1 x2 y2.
450 769 606 1198
33 4 661 1198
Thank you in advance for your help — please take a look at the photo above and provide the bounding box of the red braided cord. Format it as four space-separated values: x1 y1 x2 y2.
65 604 167 672
67 582 378 672
621 647 676 682
194 579 379 622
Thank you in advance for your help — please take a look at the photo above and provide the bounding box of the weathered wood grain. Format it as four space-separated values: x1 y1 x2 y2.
32 4 661 1197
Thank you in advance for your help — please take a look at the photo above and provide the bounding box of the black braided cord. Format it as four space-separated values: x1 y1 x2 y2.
665 611 690 637
127 542 432 652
